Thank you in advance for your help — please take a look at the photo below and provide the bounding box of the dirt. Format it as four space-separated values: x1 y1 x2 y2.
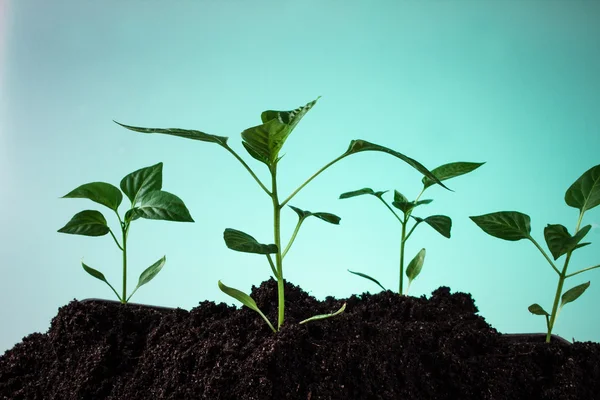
1 279 599 400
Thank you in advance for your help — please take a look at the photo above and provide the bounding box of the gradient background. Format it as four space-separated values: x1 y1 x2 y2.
1 0 599 354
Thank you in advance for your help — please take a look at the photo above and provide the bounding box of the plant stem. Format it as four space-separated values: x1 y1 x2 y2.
378 197 403 224
121 222 128 304
225 146 271 197
529 236 561 276
399 217 407 294
566 264 600 278
282 218 304 259
270 164 284 330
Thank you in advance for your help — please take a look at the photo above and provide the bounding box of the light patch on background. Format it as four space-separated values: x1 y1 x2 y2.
0 0 9 189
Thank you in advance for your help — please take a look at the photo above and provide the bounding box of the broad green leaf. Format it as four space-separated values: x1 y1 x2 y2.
412 215 452 238
62 182 122 212
223 228 278 254
528 303 549 316
406 248 426 281
339 188 387 199
135 256 166 289
393 199 434 215
288 205 341 225
58 210 110 236
120 162 162 204
343 140 449 190
565 164 600 213
422 162 486 190
241 98 319 166
560 281 590 309
543 224 592 260
394 190 408 203
131 191 194 222
470 212 531 241
114 121 229 146
218 280 276 333
348 269 386 291
299 303 347 324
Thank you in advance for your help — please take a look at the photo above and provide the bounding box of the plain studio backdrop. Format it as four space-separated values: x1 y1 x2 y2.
1 0 599 354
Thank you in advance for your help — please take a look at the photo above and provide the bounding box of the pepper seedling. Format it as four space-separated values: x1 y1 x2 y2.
58 162 194 303
340 162 484 295
115 97 448 332
471 164 600 343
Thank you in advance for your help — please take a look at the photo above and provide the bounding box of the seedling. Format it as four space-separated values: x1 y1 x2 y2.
58 162 194 303
471 164 600 342
115 97 447 332
340 162 484 295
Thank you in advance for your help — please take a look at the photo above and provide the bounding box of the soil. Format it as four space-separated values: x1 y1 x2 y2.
1 279 599 400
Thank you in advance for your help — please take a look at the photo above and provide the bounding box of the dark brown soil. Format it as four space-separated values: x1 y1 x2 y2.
1 279 599 400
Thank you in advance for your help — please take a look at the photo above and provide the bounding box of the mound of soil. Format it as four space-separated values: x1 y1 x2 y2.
1 279 599 400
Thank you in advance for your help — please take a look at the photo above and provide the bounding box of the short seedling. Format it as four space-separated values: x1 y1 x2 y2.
115 97 447 332
58 162 194 303
471 164 600 343
340 162 484 295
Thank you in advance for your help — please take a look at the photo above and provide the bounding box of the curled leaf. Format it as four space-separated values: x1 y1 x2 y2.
299 303 346 324
422 161 485 190
218 281 276 333
348 269 386 291
223 228 278 254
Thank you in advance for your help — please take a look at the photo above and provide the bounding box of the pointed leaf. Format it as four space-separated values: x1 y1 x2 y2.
241 98 319 165
62 182 122 212
406 248 426 281
135 256 166 289
120 162 162 204
470 212 531 241
565 164 600 213
339 188 387 199
223 228 278 254
343 140 449 190
58 210 110 236
299 303 347 324
544 224 592 260
288 205 340 225
423 215 452 238
394 190 408 203
422 161 486 189
560 281 590 308
114 121 229 146
130 191 194 222
528 303 550 316
218 280 276 332
81 261 109 283
348 269 386 291
392 199 434 215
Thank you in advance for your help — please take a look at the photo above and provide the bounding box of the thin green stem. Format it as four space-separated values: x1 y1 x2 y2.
529 236 561 275
399 218 407 295
377 197 403 224
266 254 278 278
224 145 271 197
566 264 600 278
109 229 123 251
270 164 284 330
121 222 128 304
404 221 419 242
282 218 304 259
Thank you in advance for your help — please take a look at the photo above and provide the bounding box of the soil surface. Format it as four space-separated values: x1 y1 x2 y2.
1 279 599 400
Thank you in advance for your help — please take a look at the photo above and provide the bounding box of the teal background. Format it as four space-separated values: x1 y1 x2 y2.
1 0 599 354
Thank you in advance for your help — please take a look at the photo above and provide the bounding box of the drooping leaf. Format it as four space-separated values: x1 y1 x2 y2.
241 98 319 166
81 261 121 302
223 228 278 254
130 191 194 222
528 303 550 316
299 303 347 324
406 248 426 282
120 162 163 204
58 210 110 236
342 140 449 190
339 188 387 199
560 281 590 309
470 212 531 241
412 215 452 238
543 224 592 260
288 205 341 225
565 164 600 213
348 269 386 291
422 161 485 190
218 280 276 333
62 182 122 212
135 256 166 289
114 121 229 146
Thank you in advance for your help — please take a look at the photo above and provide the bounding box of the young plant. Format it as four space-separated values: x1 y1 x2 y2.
470 164 600 343
58 162 194 303
115 97 448 332
340 162 484 295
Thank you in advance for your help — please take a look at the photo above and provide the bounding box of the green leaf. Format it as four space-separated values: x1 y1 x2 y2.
528 303 550 316
288 205 341 225
135 256 166 289
339 188 387 199
120 162 162 204
392 199 434 215
218 280 276 333
130 191 194 222
223 228 278 254
241 98 319 166
114 121 229 147
412 215 452 238
299 303 347 324
470 211 531 241
58 210 110 236
422 161 486 190
394 190 408 203
543 224 592 260
62 182 122 212
565 164 600 213
81 261 121 302
560 281 590 309
406 248 426 282
348 269 386 291
343 140 449 190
